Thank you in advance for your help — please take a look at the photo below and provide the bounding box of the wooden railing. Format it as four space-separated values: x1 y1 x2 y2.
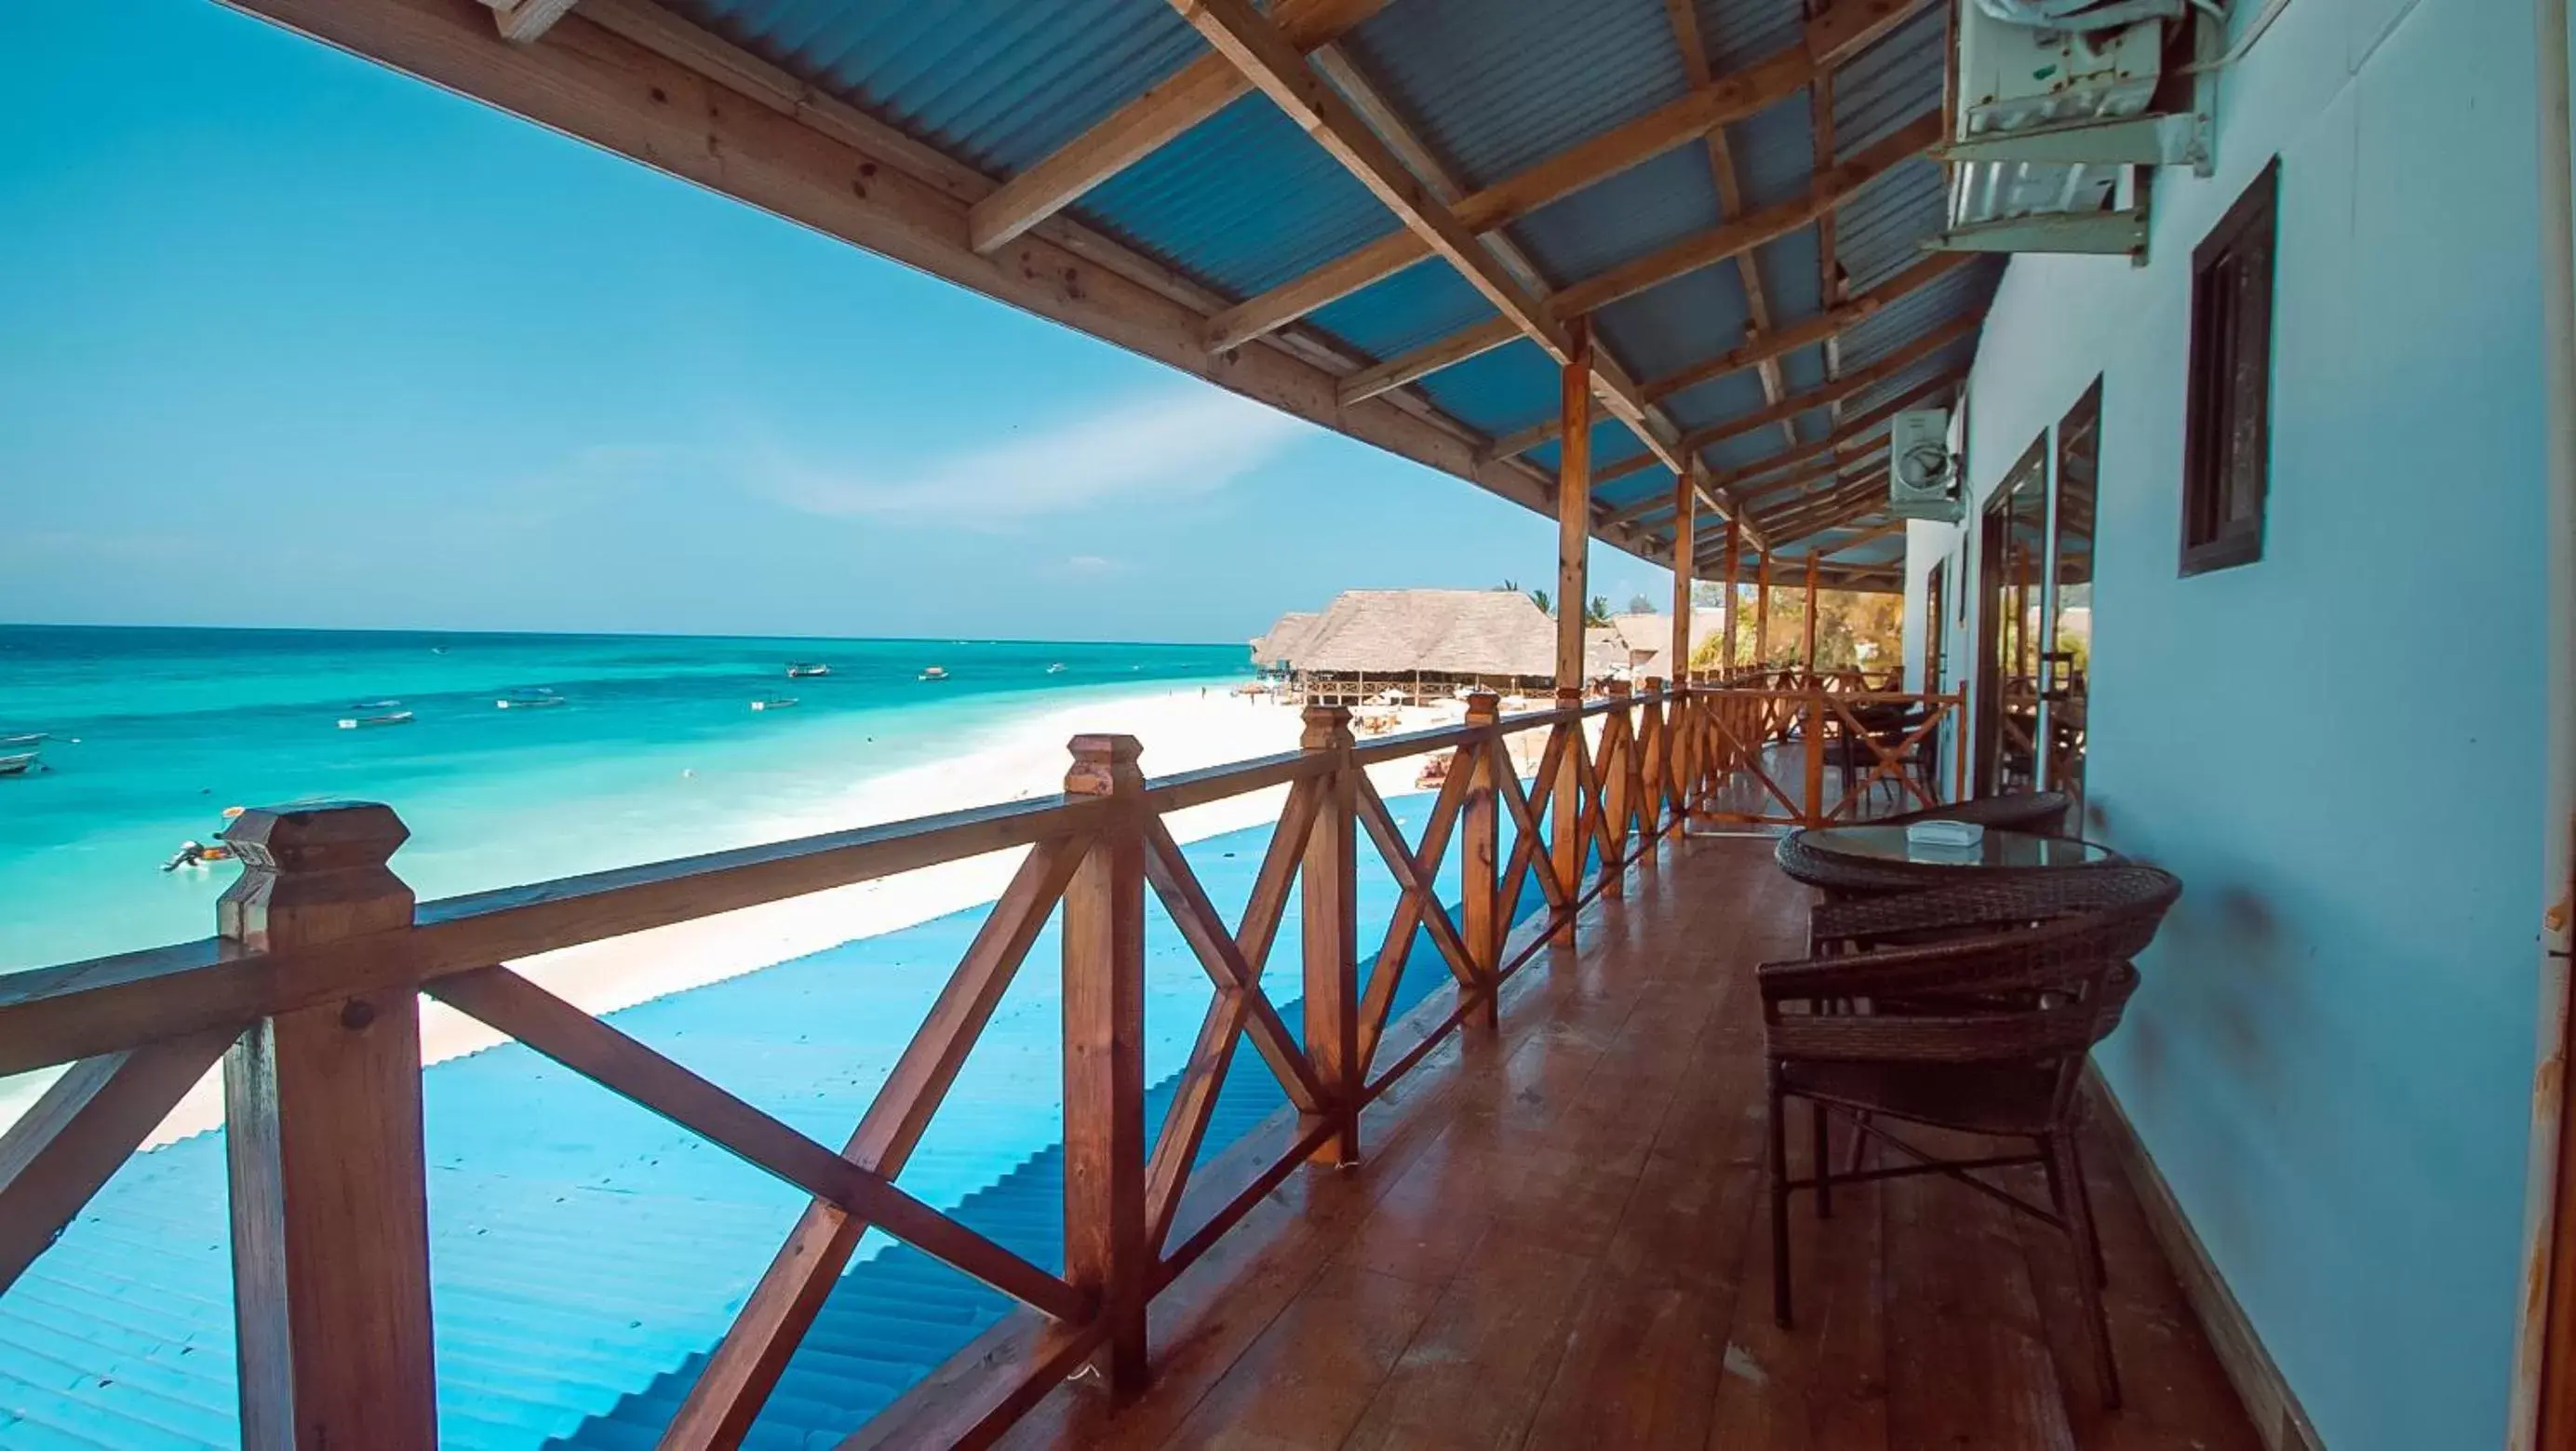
1673 683 1970 827
0 680 1730 1450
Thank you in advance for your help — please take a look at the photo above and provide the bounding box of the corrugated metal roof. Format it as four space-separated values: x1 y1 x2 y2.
1081 91 1402 300
1694 0 1807 74
1831 6 1948 161
1337 0 1692 191
0 799 1540 1451
666 0 1200 177
602 0 1984 572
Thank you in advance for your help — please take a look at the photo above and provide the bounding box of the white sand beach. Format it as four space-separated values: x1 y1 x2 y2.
142 685 1507 1144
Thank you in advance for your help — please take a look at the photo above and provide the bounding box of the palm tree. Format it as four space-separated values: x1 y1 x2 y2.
1495 578 1521 593
1527 587 1554 617
1585 595 1613 626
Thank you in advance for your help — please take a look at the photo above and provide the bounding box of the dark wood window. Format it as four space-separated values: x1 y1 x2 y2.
2180 159 2279 575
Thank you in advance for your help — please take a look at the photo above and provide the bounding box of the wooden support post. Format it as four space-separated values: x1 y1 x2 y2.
216 802 437 1451
1552 319 1592 947
1299 705 1361 1164
1061 735 1149 1394
1670 471 1697 682
1557 317 1593 692
1720 518 1743 676
1804 552 1821 675
1802 688 1829 827
1460 692 1501 1030
1755 554 1773 671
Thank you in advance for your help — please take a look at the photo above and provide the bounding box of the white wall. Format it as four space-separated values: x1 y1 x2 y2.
1904 0 2550 1444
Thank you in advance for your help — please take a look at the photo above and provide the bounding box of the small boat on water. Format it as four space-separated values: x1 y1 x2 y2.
1045 663 1067 675
338 700 415 729
0 750 39 777
496 686 566 709
785 663 831 678
751 695 799 711
919 665 949 681
0 732 48 750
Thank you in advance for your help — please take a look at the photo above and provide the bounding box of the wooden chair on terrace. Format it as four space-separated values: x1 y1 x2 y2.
1757 865 2183 1409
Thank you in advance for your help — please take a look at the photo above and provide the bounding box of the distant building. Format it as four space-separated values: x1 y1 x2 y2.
1259 589 1563 705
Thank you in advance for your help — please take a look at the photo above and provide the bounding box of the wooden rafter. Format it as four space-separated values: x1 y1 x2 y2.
1713 368 1966 490
1641 251 1971 403
1167 0 1687 477
1205 46 1819 354
1678 311 1981 452
1551 114 1940 318
1475 114 1940 464
1662 0 1795 450
965 0 1389 254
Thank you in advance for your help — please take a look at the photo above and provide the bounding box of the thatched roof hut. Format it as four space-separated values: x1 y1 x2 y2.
1295 589 1553 679
1251 611 1320 671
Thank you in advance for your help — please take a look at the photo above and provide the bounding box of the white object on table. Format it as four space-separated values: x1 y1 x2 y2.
1904 819 1985 850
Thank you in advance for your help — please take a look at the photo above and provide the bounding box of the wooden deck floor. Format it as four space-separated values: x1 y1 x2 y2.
996 835 2260 1451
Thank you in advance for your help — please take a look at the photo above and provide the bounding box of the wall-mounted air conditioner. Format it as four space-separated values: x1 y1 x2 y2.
1888 410 1965 524
1934 2 2215 260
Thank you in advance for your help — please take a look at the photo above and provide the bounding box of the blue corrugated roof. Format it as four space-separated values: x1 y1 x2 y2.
0 793 1547 1450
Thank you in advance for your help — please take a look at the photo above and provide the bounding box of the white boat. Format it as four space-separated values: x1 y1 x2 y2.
750 695 799 711
496 687 566 709
785 663 831 678
338 701 415 729
919 665 949 681
0 732 47 750
1045 663 1067 675
0 750 38 777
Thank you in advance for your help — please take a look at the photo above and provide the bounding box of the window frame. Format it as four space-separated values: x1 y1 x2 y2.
2179 158 2281 578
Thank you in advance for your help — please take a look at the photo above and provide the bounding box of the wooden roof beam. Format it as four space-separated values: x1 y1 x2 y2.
966 0 1389 254
1550 113 1941 318
1641 251 1972 404
1763 476 1892 542
1469 118 1940 465
1678 312 1981 453
1170 0 1689 479
1713 367 1966 490
1206 45 1820 353
1663 0 1795 450
484 0 580 42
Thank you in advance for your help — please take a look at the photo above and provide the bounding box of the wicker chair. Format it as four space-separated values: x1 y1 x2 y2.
1758 865 2182 1409
1876 789 2075 836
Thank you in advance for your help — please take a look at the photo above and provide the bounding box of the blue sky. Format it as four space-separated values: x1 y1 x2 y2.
0 1 1671 645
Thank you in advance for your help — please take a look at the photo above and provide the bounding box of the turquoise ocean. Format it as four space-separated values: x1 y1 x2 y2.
0 623 1247 974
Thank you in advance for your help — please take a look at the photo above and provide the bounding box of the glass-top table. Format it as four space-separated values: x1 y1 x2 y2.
1795 825 2115 871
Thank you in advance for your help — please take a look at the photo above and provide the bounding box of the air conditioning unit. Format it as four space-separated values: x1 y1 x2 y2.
1888 410 1964 523
1952 6 2165 227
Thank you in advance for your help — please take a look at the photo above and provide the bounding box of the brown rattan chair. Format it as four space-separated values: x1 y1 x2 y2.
1757 865 2182 1409
1877 788 2075 836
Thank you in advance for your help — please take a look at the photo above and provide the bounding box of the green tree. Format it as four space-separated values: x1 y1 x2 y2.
1527 587 1553 617
1624 592 1656 614
1585 595 1613 627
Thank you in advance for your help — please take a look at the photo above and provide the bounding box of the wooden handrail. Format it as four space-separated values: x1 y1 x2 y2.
0 685 1705 1450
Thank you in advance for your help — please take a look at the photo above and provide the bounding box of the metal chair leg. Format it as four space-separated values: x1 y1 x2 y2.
2070 1134 2110 1289
1769 1074 1794 1328
2049 1134 2121 1409
1813 1098 1833 1218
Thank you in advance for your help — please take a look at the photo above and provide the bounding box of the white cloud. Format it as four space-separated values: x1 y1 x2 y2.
1063 555 1119 573
750 387 1308 526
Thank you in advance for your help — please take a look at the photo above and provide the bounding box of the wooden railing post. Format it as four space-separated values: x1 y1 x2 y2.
1461 692 1501 1030
1802 688 1829 828
1636 677 1666 861
1550 686 1584 944
216 802 437 1451
1600 680 1631 900
1061 735 1149 1394
1298 705 1362 1165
